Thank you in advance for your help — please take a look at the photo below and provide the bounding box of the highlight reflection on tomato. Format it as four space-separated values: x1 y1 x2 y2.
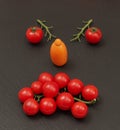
38 72 54 83
82 85 99 101
54 72 70 89
26 26 43 44
18 87 34 103
71 102 88 119
39 97 56 115
56 92 74 110
67 79 84 96
23 98 39 116
85 27 102 44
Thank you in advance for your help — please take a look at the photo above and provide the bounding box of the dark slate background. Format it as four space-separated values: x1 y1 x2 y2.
0 0 120 130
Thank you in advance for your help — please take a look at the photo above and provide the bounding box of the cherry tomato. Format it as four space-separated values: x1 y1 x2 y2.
42 81 59 98
67 79 84 96
23 98 39 116
85 27 102 44
38 72 54 84
39 97 56 115
71 102 88 119
56 92 74 111
31 81 43 94
18 87 34 103
82 85 99 101
54 72 70 89
26 26 43 44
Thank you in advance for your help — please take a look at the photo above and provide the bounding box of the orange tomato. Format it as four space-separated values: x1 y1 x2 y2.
50 38 68 66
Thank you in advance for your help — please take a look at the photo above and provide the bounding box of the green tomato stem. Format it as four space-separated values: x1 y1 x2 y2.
36 19 56 41
74 97 97 105
31 27 36 32
91 27 97 32
70 19 93 42
34 94 43 102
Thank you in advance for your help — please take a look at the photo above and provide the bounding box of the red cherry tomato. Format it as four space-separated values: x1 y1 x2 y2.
31 81 43 94
42 81 59 98
85 27 102 44
56 92 74 111
23 98 39 116
18 87 34 103
71 102 88 119
26 26 43 44
39 97 56 115
67 79 84 96
82 85 99 101
54 72 70 89
38 72 54 84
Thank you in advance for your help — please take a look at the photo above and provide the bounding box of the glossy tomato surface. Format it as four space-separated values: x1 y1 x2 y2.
31 81 43 94
23 98 39 116
85 27 102 44
56 92 74 111
67 79 84 96
39 97 56 115
71 102 88 119
26 26 43 44
38 72 54 84
42 81 59 98
82 85 99 101
54 72 70 89
18 87 34 103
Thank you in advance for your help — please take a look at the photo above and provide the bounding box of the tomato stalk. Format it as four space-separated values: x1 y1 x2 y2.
64 87 67 92
31 27 37 32
34 94 43 102
37 19 56 41
74 97 97 105
70 19 93 42
91 27 97 32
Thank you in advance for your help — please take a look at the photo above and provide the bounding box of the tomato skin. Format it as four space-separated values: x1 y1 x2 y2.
56 92 74 111
18 87 34 103
42 81 59 98
85 27 102 44
82 85 99 101
39 97 56 115
38 72 54 84
31 81 43 94
26 26 43 44
71 102 88 119
54 72 70 89
23 98 39 116
67 79 84 96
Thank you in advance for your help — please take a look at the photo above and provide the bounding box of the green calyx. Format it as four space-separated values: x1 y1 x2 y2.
91 27 97 32
34 94 43 102
31 27 36 32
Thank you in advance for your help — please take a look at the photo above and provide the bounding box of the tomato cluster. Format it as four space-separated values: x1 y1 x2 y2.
18 72 99 119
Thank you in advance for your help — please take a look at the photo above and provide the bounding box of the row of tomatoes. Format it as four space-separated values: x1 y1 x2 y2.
18 72 99 119
26 26 102 44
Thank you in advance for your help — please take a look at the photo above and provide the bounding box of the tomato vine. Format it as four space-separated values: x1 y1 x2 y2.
37 19 56 41
70 19 93 42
